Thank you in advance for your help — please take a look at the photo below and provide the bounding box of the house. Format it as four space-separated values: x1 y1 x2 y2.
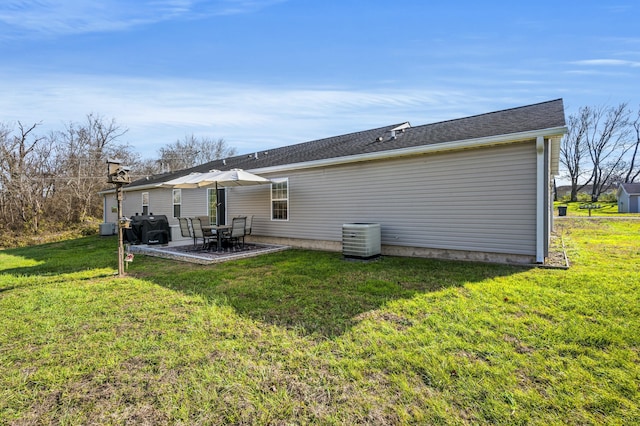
101 99 567 264
617 183 640 213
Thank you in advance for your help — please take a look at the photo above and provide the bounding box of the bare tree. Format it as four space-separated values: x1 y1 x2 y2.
53 114 130 222
129 157 163 180
0 123 11 225
0 122 53 232
623 109 640 183
196 136 238 164
585 103 632 201
156 134 237 173
560 108 592 201
157 135 199 173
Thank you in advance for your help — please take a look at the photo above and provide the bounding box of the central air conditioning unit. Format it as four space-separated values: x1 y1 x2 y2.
99 222 116 236
342 223 381 260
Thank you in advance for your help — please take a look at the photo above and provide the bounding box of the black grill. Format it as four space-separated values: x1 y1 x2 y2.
125 215 171 245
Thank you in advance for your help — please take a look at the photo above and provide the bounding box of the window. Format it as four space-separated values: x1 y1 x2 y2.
208 188 217 225
172 189 181 218
271 178 288 220
142 192 149 215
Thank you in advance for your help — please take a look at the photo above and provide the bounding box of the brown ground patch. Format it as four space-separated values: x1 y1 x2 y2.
545 234 569 269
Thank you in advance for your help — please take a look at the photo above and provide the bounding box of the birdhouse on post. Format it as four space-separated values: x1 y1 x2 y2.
107 158 131 277
107 158 131 184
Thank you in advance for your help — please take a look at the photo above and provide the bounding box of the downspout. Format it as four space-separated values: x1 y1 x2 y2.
548 141 553 237
536 136 545 263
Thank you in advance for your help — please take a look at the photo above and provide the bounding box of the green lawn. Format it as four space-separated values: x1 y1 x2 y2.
554 201 640 217
1 220 639 424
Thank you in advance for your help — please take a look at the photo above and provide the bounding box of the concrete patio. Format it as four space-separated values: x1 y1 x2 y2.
128 241 290 265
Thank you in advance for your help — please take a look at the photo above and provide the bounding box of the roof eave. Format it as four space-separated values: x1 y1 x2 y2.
550 135 563 176
105 125 568 192
251 126 568 175
98 181 167 194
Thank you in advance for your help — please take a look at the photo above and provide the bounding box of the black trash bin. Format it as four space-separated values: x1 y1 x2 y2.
558 205 567 217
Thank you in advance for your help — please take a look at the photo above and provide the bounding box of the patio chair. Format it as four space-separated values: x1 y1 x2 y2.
235 214 253 236
178 217 195 247
197 215 210 226
190 217 214 250
244 215 253 236
197 215 215 240
221 216 246 251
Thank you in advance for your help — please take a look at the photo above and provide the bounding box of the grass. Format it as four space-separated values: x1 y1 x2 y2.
554 200 640 217
1 220 639 424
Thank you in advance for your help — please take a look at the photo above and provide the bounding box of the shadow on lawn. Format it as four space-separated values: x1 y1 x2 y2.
1 236 527 339
0 235 118 279
136 249 528 339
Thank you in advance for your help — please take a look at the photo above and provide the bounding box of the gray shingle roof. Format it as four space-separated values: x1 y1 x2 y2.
620 183 640 194
129 98 565 188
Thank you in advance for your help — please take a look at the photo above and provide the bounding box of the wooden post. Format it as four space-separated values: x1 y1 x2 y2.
108 158 130 278
116 183 125 277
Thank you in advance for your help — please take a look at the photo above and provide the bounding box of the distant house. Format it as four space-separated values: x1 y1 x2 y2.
101 99 567 264
617 183 640 213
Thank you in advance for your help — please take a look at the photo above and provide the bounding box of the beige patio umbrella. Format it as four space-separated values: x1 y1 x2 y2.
196 169 271 189
159 168 271 191
158 170 221 189
160 169 270 228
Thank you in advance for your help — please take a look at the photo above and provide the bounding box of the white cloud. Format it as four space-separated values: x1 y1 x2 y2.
570 59 640 68
0 0 285 38
0 72 505 158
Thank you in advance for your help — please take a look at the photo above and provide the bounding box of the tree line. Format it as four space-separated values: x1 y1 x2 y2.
0 115 235 235
2 103 637 237
560 103 640 201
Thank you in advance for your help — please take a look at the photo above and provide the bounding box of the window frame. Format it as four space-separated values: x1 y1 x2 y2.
270 178 289 221
207 187 217 225
172 189 181 218
141 192 149 215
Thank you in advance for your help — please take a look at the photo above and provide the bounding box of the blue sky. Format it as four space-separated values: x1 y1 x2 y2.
1 0 639 160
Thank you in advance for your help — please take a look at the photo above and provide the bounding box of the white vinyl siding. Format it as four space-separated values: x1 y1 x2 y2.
228 141 538 256
103 193 118 223
119 188 209 226
182 189 208 218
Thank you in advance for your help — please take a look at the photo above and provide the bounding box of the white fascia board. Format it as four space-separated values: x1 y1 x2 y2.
250 126 568 175
99 182 161 195
550 136 562 175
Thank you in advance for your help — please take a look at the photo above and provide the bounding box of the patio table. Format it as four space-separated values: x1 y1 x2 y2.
203 224 231 251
